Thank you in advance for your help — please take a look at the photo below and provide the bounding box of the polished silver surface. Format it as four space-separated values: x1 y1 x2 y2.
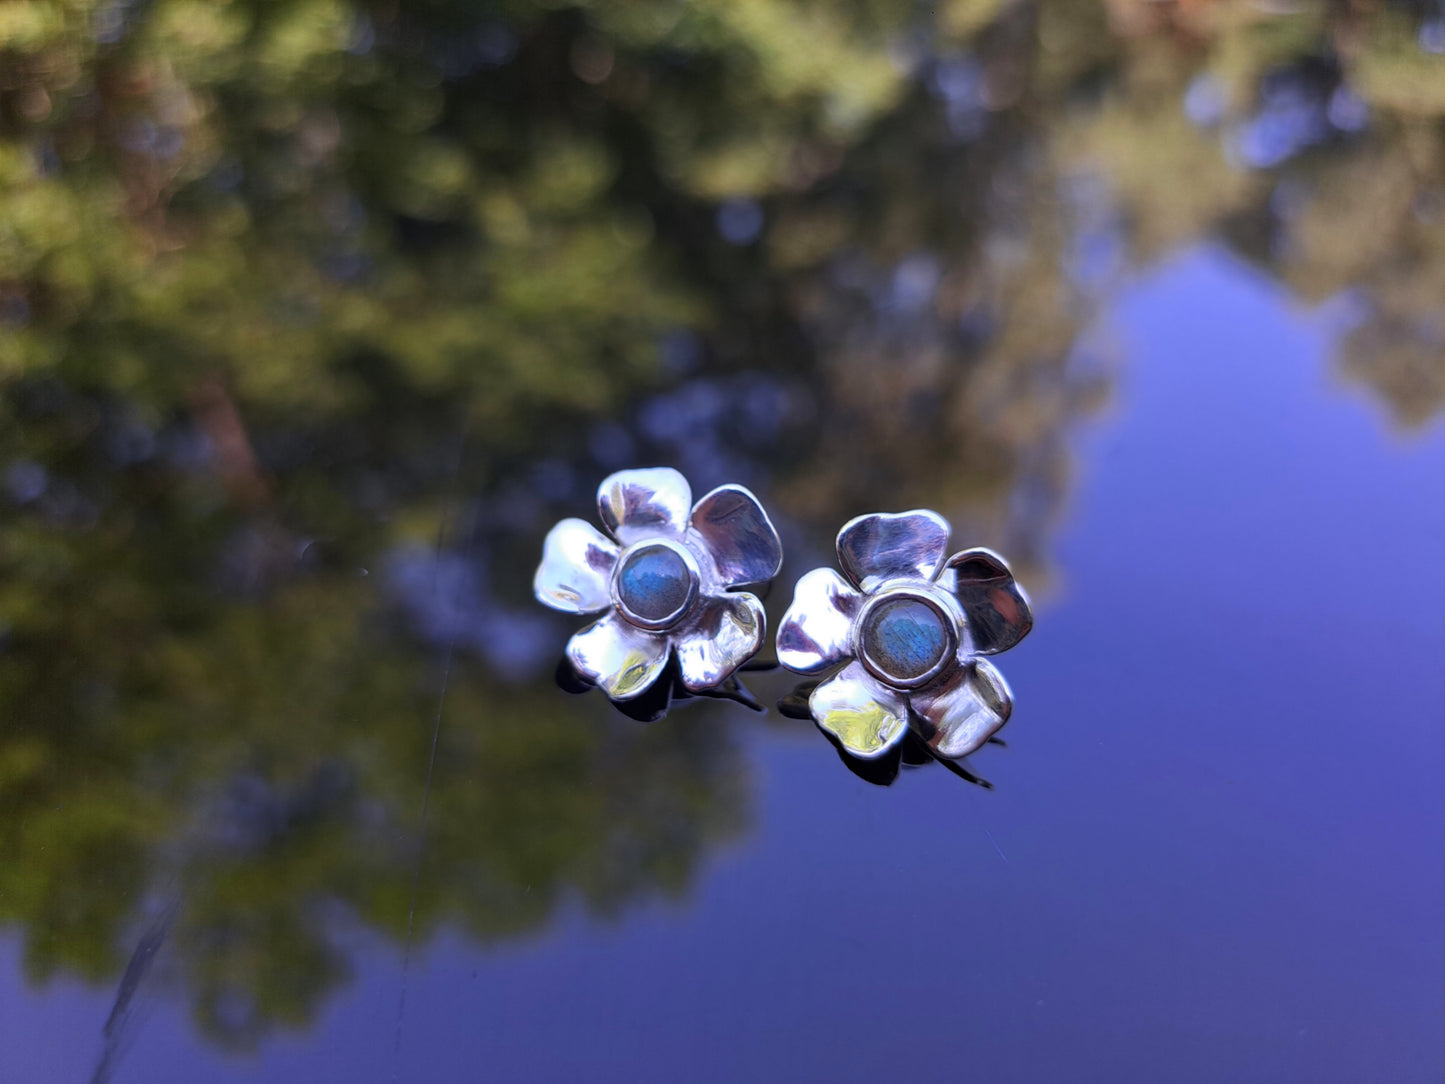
775 567 861 675
808 660 910 760
598 466 692 545
566 611 671 701
910 657 1013 759
778 509 1031 761
674 593 766 693
533 517 620 614
937 547 1033 655
538 467 781 702
687 484 784 589
835 509 950 592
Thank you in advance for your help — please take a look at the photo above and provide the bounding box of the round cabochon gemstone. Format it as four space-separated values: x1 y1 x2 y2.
862 596 950 682
617 545 693 623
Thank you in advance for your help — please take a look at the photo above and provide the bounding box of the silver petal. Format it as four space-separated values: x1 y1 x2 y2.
674 592 766 692
836 509 950 592
938 548 1032 655
566 612 670 700
534 517 620 613
776 567 862 675
809 660 910 760
687 484 783 589
598 467 692 545
910 657 1013 759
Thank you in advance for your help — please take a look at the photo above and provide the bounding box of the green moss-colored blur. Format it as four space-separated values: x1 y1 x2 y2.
0 0 1441 1051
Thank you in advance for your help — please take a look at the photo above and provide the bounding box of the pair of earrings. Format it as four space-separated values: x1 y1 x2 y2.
534 468 1032 762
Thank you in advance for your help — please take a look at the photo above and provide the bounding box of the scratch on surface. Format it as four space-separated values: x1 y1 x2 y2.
90 899 178 1084
968 782 1009 864
391 426 471 1081
982 823 1010 864
390 629 459 1077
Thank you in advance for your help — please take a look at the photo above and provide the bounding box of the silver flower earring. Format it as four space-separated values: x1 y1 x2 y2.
776 510 1032 760
535 467 782 702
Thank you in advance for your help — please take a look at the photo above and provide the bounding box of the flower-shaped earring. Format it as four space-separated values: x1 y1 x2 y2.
777 510 1032 760
535 467 782 702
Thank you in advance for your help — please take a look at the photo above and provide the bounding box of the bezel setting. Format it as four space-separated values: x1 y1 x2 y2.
610 537 701 632
853 584 963 690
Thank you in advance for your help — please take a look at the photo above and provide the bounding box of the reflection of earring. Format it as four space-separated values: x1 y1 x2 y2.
535 467 782 703
776 510 1032 761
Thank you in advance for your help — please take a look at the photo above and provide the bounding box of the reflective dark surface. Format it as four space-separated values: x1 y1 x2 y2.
2 2 1444 1081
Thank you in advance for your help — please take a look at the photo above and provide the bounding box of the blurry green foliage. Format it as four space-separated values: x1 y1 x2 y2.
0 0 1441 1053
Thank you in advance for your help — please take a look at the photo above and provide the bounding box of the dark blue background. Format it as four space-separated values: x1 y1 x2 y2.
6 248 1441 1083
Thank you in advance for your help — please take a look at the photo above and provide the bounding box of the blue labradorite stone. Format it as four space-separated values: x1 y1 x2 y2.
862 597 949 682
617 545 692 623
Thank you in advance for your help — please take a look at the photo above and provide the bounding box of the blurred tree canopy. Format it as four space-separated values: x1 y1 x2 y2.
0 0 1442 1053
